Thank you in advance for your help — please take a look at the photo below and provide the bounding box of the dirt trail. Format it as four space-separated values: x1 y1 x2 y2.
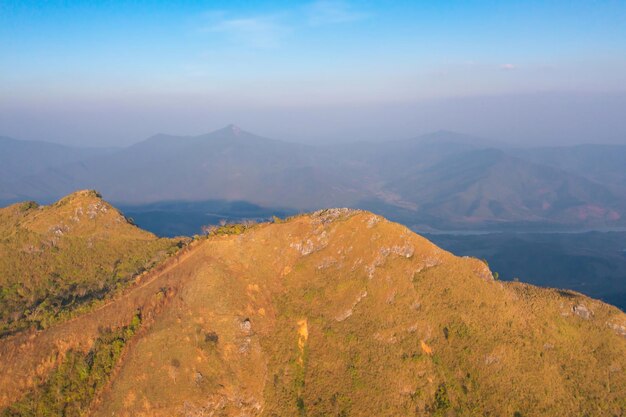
0 239 205 408
62 240 199 325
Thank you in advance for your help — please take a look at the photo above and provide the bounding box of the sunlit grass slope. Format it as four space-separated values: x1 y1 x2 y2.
94 209 626 416
0 199 625 416
0 190 185 336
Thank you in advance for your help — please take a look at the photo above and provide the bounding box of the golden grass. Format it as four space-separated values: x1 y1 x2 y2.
0 191 185 336
1 202 625 416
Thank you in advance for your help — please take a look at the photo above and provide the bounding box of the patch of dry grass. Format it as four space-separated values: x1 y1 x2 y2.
0 191 186 336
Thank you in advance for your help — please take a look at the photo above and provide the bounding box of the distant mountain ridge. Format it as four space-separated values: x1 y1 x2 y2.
514 144 626 194
1 126 624 230
0 136 113 202
0 136 112 179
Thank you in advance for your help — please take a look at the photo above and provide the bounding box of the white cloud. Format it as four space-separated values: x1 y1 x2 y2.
500 63 516 71
199 1 367 49
306 0 368 26
201 14 289 48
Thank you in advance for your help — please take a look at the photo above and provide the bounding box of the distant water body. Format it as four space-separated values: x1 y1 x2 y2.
414 227 626 236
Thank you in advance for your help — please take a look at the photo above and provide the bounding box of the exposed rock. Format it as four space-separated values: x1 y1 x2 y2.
182 397 225 417
335 290 368 322
87 201 109 219
608 322 626 337
366 215 381 228
290 239 315 256
194 371 204 385
239 337 251 354
573 304 592 320
49 224 69 236
379 244 415 259
311 208 360 225
485 355 500 365
240 318 252 333
473 262 494 281
316 256 337 270
290 229 329 256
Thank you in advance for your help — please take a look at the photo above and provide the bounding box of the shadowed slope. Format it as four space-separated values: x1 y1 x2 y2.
389 148 621 228
8 126 364 209
0 137 112 203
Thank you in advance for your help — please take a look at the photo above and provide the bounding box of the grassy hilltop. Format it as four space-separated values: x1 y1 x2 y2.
0 194 625 416
0 190 185 336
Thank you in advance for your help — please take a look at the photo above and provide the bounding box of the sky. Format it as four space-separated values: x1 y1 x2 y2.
1 0 626 146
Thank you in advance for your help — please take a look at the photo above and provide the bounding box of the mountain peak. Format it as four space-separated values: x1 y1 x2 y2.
55 189 104 205
227 123 241 132
222 124 243 136
198 124 256 141
201 124 277 144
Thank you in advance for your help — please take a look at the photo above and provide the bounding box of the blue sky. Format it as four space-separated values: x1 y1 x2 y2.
1 1 626 145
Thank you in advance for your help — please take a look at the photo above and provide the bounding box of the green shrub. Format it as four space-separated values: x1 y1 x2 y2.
434 383 451 413
18 202 39 213
1 312 141 417
0 231 184 337
209 223 248 236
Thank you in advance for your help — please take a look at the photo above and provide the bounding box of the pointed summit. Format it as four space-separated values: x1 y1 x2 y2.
201 124 274 144
200 124 254 141
213 124 244 138
226 123 242 136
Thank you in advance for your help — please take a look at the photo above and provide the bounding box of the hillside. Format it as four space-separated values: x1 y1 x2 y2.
0 197 625 416
0 190 185 337
5 126 365 210
0 137 112 203
515 144 626 193
387 148 621 229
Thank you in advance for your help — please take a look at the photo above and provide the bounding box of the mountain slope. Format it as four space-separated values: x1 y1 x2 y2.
0 136 111 180
386 148 622 228
515 144 626 193
11 126 365 209
0 200 624 416
328 130 493 183
0 190 185 337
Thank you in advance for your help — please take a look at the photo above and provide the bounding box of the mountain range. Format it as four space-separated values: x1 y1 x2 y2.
1 126 624 231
